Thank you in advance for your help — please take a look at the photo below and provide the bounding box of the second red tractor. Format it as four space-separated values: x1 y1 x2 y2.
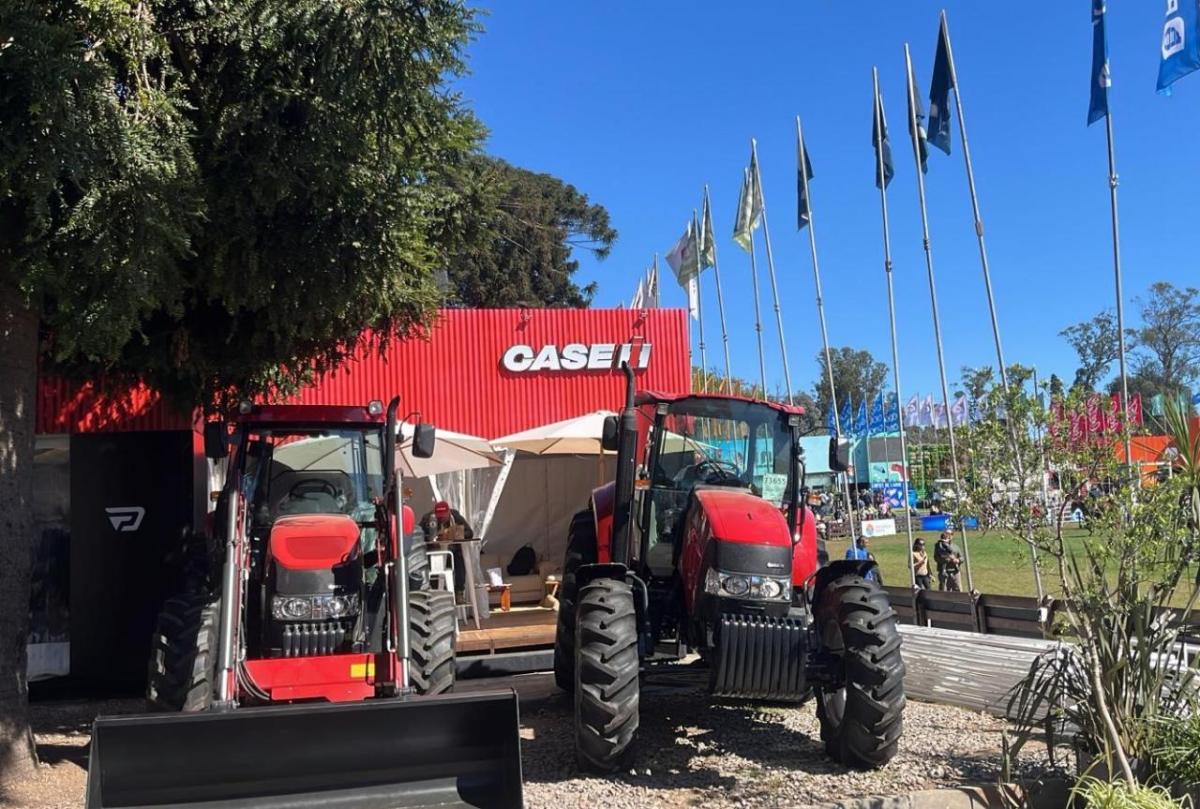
554 368 906 771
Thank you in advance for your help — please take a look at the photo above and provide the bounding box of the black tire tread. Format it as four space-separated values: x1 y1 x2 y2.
814 574 906 769
409 589 456 695
146 591 220 712
554 509 597 692
574 578 640 772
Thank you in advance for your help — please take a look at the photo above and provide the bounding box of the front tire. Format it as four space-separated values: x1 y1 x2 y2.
408 589 456 695
575 578 640 772
814 574 905 769
146 591 220 712
554 510 597 692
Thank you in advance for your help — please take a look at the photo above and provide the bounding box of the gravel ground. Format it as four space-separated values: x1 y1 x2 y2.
9 675 1056 809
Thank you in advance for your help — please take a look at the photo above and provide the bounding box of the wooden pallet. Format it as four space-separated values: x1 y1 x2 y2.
456 607 557 654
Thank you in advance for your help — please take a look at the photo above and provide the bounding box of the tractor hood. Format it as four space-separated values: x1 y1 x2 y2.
693 489 791 548
269 514 361 570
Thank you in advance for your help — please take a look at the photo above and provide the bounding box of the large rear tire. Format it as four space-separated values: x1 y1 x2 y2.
814 574 905 769
554 510 597 692
405 532 432 592
408 589 457 695
146 591 220 712
575 578 639 772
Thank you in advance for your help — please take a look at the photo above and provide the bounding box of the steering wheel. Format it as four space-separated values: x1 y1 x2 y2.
289 479 340 500
675 458 740 487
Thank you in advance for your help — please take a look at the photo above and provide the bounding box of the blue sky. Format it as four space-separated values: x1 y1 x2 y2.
458 2 1198 401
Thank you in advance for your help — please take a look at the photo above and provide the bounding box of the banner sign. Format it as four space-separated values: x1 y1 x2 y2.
861 518 897 538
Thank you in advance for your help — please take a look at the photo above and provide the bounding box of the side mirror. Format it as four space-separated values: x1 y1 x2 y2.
829 436 850 472
601 415 619 452
412 423 437 459
203 422 228 459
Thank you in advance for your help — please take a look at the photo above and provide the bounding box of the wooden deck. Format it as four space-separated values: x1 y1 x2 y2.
456 607 557 654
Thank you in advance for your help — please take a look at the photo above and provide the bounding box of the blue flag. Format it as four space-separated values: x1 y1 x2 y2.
840 399 853 436
1089 0 1111 125
854 401 868 435
797 129 814 231
907 58 929 173
826 405 837 435
872 88 895 189
1158 0 1200 92
885 393 901 432
928 15 954 155
869 395 885 435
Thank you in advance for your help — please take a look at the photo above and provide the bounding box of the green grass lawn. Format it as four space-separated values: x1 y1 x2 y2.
844 523 1197 601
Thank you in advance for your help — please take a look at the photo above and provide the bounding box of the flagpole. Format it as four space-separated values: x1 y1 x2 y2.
704 187 734 393
692 209 709 393
795 116 858 543
899 51 974 592
744 167 769 395
938 16 1043 599
752 138 794 404
870 77 917 589
1032 366 1052 523
1103 107 1134 478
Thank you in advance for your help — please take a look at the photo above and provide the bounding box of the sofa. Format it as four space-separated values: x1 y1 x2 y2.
479 550 559 607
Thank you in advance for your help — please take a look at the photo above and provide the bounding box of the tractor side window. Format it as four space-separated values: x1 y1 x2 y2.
753 424 790 506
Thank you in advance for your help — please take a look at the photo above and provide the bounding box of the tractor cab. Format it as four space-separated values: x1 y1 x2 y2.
629 393 805 582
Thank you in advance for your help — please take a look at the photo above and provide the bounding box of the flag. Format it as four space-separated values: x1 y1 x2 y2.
904 394 920 428
630 277 645 309
885 393 901 432
1128 392 1143 425
1069 410 1086 443
1158 0 1200 92
869 394 885 434
1086 395 1103 434
646 261 660 307
796 126 814 230
664 221 700 320
919 395 934 427
826 405 837 435
950 394 968 426
932 401 947 429
872 87 895 189
1049 399 1064 438
906 55 929 173
1150 393 1166 417
928 14 954 155
1105 394 1122 433
700 189 717 270
1089 0 1111 124
733 147 764 252
686 276 699 320
854 401 868 435
839 399 853 436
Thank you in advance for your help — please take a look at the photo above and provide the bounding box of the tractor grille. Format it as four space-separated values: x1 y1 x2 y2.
709 612 809 702
280 619 355 657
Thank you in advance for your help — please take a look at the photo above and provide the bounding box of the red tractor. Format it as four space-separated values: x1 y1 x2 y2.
86 399 523 809
554 369 905 771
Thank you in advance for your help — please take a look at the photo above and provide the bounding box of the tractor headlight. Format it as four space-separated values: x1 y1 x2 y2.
272 594 360 621
704 570 790 601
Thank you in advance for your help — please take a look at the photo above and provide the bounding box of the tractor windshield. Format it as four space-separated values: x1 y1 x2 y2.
650 399 794 505
241 427 385 527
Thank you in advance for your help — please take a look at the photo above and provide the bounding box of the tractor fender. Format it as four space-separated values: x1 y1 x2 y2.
589 481 616 562
811 559 879 608
574 562 628 589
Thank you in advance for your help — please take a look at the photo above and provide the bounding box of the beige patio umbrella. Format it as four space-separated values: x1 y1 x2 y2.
397 423 503 478
491 410 618 456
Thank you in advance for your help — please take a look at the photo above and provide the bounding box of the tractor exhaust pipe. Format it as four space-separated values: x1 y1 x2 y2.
610 362 638 565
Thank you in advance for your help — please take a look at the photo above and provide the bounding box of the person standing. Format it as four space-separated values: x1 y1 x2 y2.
419 500 475 591
933 531 962 592
845 537 881 583
911 539 931 590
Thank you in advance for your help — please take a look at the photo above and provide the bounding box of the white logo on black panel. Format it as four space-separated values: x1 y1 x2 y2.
106 506 146 532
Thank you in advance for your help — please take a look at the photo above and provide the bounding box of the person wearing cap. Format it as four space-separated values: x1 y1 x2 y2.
419 501 475 591
912 539 931 590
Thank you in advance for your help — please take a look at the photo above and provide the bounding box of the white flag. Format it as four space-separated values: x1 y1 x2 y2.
904 394 920 427
919 395 934 427
687 276 699 320
630 277 645 309
950 395 968 426
932 402 947 429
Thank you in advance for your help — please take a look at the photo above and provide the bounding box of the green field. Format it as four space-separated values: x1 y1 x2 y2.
841 523 1195 600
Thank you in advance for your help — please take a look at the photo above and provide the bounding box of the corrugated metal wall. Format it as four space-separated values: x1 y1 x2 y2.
38 308 691 437
286 308 690 437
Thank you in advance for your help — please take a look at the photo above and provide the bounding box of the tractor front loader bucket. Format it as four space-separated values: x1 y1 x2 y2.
86 690 523 809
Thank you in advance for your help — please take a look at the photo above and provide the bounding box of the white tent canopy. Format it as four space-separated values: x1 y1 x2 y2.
492 410 617 455
397 423 502 478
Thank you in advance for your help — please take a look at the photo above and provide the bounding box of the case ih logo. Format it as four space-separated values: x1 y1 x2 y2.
106 506 146 533
501 342 651 373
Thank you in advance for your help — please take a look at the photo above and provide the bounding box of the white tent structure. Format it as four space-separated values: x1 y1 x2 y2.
491 410 616 456
397 423 503 479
